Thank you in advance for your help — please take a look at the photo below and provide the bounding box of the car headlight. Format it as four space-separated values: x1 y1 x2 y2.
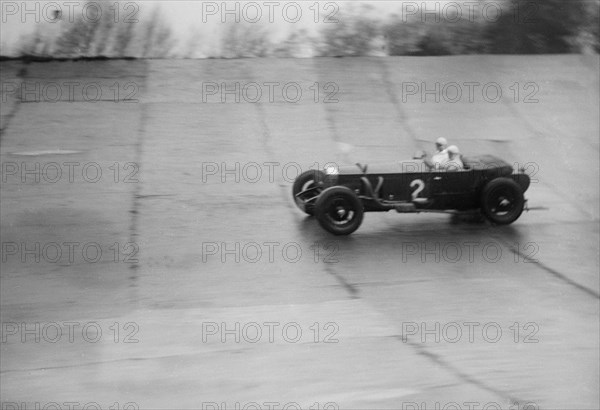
325 165 338 175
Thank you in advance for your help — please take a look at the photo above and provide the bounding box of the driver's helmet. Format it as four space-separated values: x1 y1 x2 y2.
435 137 448 149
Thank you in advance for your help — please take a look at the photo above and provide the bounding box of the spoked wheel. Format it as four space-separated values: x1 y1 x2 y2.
315 186 364 235
481 178 525 225
292 170 325 216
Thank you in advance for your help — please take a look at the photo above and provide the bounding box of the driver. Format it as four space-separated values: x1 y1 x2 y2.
431 137 449 166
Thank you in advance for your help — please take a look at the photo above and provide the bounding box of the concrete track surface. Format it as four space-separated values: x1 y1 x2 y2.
1 56 599 409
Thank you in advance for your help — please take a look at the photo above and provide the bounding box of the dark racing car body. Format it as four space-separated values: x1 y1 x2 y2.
293 155 531 235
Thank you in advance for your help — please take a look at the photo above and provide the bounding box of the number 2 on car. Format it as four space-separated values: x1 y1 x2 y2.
410 179 425 200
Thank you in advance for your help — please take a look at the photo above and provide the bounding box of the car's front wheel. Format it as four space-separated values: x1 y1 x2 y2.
292 170 325 216
315 186 364 235
481 178 525 225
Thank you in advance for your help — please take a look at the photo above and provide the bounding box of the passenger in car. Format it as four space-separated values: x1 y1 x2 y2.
421 137 457 171
419 137 447 170
441 145 464 171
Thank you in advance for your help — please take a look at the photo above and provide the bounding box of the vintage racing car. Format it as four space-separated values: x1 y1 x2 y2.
292 154 531 235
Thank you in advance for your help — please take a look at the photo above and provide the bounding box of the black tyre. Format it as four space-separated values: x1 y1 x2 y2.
315 186 364 235
292 170 325 216
481 178 525 225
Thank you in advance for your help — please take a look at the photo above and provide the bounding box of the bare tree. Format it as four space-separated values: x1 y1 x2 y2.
140 6 175 58
221 23 272 58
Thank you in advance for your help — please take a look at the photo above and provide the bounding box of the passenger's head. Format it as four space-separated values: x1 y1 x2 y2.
447 145 460 158
435 137 447 151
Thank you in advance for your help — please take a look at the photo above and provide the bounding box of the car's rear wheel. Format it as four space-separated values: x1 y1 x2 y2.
315 186 364 235
481 178 525 225
292 170 325 216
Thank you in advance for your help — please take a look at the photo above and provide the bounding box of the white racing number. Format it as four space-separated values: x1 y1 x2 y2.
410 179 425 200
